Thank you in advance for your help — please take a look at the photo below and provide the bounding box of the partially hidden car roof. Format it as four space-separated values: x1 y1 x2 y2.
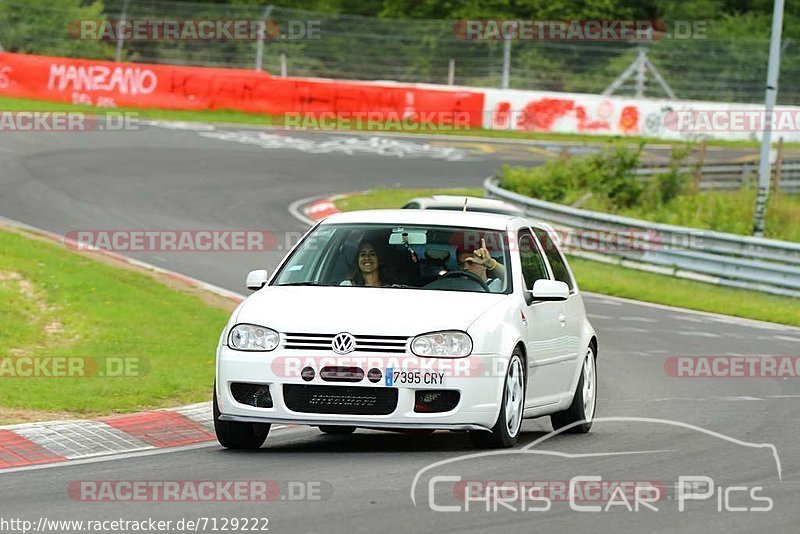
321 209 518 231
412 195 525 214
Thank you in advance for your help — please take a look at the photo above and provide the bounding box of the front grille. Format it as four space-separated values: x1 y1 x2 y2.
283 333 409 353
230 382 273 408
283 385 398 415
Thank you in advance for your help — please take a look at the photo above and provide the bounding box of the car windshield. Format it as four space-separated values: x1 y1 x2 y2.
272 223 512 294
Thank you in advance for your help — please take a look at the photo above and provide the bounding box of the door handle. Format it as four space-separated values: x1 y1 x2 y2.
558 313 566 326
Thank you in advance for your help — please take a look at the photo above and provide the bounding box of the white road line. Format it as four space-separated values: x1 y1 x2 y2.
287 195 324 226
602 326 651 333
583 291 800 332
757 335 800 343
669 315 706 323
609 395 800 403
619 316 658 323
590 299 622 306
678 331 721 338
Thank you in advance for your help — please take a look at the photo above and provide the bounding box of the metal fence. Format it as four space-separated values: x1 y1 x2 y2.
485 177 800 298
2 0 800 104
637 159 800 193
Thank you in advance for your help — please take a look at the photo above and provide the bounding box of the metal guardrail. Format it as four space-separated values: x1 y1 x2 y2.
635 159 800 193
485 177 800 298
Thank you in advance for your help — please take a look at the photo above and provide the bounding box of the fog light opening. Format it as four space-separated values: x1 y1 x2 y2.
367 368 382 383
301 366 315 382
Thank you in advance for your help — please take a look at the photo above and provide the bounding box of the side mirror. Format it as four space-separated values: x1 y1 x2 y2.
530 279 569 302
246 269 269 291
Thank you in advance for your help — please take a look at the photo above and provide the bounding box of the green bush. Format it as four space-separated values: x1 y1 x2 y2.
500 144 646 209
0 0 113 59
500 144 800 243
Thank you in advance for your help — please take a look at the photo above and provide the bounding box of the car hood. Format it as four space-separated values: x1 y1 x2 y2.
235 286 507 336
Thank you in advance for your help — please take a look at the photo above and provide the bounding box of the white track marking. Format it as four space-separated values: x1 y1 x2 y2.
678 331 721 338
603 326 651 333
619 316 658 323
583 291 800 332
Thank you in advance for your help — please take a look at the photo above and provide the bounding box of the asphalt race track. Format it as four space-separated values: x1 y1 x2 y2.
1 123 799 533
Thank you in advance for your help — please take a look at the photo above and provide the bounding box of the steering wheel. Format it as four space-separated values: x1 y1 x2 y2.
437 270 490 292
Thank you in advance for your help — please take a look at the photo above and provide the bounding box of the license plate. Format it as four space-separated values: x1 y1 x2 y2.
385 368 446 387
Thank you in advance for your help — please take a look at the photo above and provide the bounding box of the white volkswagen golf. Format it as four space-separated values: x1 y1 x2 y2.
214 209 597 449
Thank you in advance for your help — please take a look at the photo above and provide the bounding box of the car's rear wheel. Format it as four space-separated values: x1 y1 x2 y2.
213 384 270 449
319 425 356 435
470 349 525 448
550 345 596 433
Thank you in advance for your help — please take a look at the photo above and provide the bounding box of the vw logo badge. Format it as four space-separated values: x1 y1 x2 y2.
332 332 356 355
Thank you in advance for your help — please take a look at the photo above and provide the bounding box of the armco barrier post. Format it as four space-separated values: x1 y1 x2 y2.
254 4 274 71
448 58 455 86
501 23 515 89
114 0 129 62
753 0 785 236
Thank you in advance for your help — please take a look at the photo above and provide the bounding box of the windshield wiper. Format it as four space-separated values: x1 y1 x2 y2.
277 281 327 287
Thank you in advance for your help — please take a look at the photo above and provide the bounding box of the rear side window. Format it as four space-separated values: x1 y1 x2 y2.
517 230 549 290
533 228 574 291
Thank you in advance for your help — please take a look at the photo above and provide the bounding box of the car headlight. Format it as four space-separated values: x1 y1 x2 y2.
228 323 279 352
411 331 472 358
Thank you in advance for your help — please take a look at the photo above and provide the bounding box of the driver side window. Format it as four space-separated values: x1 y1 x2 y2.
517 230 549 290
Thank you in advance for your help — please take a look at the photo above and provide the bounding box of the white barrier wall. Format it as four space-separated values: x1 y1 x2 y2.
479 88 800 142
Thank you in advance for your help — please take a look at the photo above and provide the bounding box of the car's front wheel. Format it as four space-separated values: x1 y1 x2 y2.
213 384 270 449
470 349 525 448
550 344 597 433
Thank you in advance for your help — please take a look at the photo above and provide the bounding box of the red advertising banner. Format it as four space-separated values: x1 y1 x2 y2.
0 52 484 126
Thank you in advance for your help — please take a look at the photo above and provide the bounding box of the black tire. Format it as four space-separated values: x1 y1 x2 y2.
319 425 356 435
550 346 597 434
469 349 525 448
213 385 270 449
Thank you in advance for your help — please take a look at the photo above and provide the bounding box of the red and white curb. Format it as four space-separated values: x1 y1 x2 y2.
0 216 252 470
287 193 349 226
0 403 216 470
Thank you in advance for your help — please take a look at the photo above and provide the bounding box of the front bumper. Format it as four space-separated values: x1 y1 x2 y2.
216 346 508 430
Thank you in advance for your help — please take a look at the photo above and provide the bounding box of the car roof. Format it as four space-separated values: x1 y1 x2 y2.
322 209 521 231
405 195 525 215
